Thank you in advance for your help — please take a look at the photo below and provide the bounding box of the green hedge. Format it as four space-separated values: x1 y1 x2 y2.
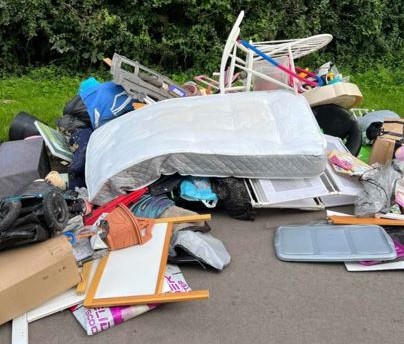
0 0 402 75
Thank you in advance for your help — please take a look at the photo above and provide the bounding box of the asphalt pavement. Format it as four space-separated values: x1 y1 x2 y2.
1 208 403 344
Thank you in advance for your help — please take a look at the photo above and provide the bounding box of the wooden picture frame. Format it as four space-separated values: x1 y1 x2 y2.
84 218 209 308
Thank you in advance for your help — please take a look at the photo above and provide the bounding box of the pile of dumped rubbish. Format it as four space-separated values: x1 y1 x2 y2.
1 10 403 342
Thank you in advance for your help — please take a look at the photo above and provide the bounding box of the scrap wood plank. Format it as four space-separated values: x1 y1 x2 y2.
328 215 404 226
103 57 112 66
75 260 93 295
155 214 211 224
84 290 209 308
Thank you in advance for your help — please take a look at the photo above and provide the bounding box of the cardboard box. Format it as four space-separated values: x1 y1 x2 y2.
369 118 404 165
0 236 80 325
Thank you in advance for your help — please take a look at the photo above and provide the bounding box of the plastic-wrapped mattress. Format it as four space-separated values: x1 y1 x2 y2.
86 90 327 205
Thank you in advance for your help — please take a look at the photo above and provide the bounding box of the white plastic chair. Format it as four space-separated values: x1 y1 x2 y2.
218 11 333 94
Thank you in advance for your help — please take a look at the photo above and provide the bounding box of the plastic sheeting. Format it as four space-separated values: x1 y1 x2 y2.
355 160 404 216
169 231 231 271
86 91 326 205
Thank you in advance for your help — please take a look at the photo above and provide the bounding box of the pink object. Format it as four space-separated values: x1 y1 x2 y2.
395 146 404 160
360 240 404 266
70 266 191 335
70 303 157 335
329 155 353 170
239 40 318 87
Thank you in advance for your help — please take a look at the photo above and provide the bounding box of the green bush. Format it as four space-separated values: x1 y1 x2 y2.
0 0 402 75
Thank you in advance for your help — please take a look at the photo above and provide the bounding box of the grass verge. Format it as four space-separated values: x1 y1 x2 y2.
0 67 402 142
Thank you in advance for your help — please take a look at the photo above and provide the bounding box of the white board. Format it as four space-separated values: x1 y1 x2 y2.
11 314 28 344
345 260 404 272
94 222 168 299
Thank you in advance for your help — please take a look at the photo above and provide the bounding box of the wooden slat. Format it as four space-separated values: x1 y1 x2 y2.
75 261 93 295
155 214 211 224
84 255 109 305
103 57 112 66
84 290 209 308
155 223 173 294
328 215 404 226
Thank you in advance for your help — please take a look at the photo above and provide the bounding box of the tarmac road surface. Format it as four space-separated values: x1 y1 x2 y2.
1 208 403 344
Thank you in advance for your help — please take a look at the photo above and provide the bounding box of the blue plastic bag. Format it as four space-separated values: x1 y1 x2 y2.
180 177 218 208
78 77 101 95
80 81 134 129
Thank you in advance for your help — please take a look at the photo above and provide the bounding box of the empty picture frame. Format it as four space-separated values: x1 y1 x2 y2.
84 221 209 308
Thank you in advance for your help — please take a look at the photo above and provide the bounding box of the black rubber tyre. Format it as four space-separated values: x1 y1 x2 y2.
0 200 21 231
312 104 362 156
42 191 69 232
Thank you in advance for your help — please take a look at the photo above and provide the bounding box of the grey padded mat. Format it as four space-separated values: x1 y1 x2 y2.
274 225 397 262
